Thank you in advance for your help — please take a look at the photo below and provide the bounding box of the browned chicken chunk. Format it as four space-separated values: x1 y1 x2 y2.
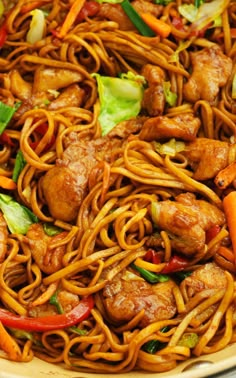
141 64 165 116
182 262 227 298
48 84 85 110
182 138 234 181
26 223 68 274
41 133 122 222
139 113 200 141
103 271 176 327
33 67 83 93
183 45 232 104
151 193 225 255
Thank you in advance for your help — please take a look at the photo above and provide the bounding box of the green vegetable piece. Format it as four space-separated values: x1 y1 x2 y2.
93 72 144 135
121 0 155 37
177 333 199 348
49 291 64 314
154 0 173 4
0 101 16 134
163 81 177 107
12 150 26 182
142 327 169 353
131 263 169 283
0 193 38 234
174 271 192 281
43 222 63 236
69 326 88 335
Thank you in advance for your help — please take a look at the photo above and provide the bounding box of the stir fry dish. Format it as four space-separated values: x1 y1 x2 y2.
0 0 235 373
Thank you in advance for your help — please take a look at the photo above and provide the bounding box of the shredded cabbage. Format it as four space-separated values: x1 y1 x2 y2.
191 0 229 31
93 72 144 136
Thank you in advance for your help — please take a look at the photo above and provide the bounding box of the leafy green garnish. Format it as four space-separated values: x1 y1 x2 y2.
43 222 63 236
154 0 173 4
12 150 26 182
0 101 16 134
92 72 144 136
0 193 38 234
131 263 169 283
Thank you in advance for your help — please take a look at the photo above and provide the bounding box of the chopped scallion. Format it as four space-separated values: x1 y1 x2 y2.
121 0 155 37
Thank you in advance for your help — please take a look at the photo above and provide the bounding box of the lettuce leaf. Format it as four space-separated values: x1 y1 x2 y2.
0 193 38 234
93 72 144 136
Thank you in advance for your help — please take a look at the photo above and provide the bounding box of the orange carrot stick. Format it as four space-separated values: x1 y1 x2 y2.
57 0 86 38
223 191 236 264
20 1 51 14
0 176 17 190
217 246 235 264
140 13 171 38
0 321 22 361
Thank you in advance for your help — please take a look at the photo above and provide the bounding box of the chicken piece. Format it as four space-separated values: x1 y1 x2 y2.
108 116 146 139
182 262 227 298
151 192 225 255
183 45 232 104
103 271 176 327
0 213 8 263
33 67 83 93
26 223 68 274
98 0 162 31
48 84 85 110
29 290 79 317
139 113 200 142
9 69 32 101
41 133 122 222
141 64 165 116
182 138 233 181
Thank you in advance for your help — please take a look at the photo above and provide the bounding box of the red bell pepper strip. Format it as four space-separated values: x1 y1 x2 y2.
0 23 7 48
205 224 221 244
161 255 189 274
0 296 94 332
76 1 100 22
171 16 186 32
143 249 162 264
0 132 14 146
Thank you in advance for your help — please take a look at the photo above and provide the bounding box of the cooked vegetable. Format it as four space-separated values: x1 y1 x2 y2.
140 13 171 38
154 0 173 4
0 296 94 331
12 150 26 183
76 1 100 22
93 72 144 135
121 0 155 37
154 138 185 156
205 225 221 243
0 194 38 234
0 176 16 190
142 326 169 353
163 81 177 106
177 333 199 348
0 101 16 134
223 191 236 262
190 0 230 33
217 246 235 264
131 263 169 283
56 0 86 38
0 321 22 361
143 249 162 264
49 291 64 314
26 9 45 44
161 255 189 274
43 223 63 236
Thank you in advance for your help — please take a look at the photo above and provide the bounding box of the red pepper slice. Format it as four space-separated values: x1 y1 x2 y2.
0 132 14 146
143 249 161 264
76 1 100 22
0 296 94 331
205 224 221 244
162 255 189 274
0 23 7 48
172 16 185 32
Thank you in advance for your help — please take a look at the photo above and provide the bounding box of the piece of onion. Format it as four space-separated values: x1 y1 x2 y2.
26 9 45 44
191 0 230 32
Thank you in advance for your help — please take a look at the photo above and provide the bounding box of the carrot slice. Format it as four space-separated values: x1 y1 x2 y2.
0 321 22 361
20 1 51 14
140 13 171 38
0 176 17 190
57 0 86 38
223 191 236 263
217 246 235 264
